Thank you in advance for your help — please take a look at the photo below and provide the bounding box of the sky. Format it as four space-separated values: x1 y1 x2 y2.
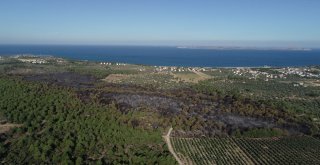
0 0 320 47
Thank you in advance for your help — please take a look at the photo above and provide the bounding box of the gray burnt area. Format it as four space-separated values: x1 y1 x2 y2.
98 91 305 136
23 72 98 88
84 88 311 136
210 114 275 129
99 93 182 116
21 72 314 137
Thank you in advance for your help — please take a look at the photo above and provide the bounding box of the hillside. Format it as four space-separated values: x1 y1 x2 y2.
0 55 320 164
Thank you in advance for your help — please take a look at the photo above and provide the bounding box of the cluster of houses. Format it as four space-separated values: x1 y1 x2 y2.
13 54 69 64
100 62 127 66
232 68 287 81
154 66 210 72
18 58 47 64
278 67 320 78
232 67 320 81
13 54 67 64
56 59 66 63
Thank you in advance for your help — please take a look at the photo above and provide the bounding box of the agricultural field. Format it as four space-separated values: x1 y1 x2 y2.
171 137 253 165
172 71 212 83
236 137 320 165
171 136 320 165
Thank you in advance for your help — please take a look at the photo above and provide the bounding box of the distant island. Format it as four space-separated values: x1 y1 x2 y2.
0 45 319 67
177 46 312 51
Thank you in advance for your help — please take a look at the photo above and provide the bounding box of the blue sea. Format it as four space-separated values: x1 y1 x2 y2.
0 45 319 67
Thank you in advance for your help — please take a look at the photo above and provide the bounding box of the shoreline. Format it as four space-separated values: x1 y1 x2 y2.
1 54 319 69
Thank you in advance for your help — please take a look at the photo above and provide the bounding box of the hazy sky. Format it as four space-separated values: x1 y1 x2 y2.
0 0 319 47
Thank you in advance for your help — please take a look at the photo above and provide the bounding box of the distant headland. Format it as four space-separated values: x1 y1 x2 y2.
176 46 312 51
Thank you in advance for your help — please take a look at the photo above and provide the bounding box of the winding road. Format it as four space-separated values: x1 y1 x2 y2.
163 127 184 165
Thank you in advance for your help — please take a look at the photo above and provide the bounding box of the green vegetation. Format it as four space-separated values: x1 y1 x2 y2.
193 77 320 116
0 77 175 164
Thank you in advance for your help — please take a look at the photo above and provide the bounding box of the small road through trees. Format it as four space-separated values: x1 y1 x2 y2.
163 127 184 165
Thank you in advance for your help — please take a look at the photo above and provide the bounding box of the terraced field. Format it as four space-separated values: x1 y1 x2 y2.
171 136 320 165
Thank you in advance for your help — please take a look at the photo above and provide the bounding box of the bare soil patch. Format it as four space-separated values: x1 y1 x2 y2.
172 71 212 83
102 74 130 82
0 123 22 134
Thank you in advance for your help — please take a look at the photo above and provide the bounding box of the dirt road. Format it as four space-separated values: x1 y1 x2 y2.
163 127 184 165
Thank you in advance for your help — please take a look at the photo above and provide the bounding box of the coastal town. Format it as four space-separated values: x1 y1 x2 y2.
231 67 320 80
4 55 320 80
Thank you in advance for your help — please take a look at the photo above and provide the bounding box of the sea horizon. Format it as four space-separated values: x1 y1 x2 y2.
1 45 320 67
